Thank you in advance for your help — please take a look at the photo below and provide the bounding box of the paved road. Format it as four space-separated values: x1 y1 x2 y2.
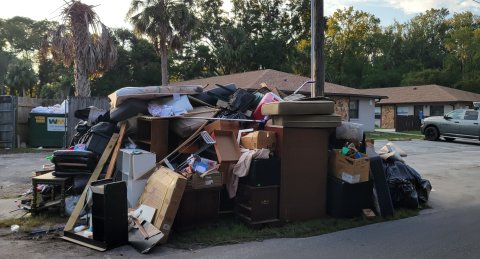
142 139 480 259
1 139 479 258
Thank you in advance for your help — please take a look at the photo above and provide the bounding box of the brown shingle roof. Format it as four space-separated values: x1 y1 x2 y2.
361 85 480 104
171 69 384 98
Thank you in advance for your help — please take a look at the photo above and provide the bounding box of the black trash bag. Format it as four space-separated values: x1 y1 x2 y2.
110 98 148 122
388 178 419 208
195 83 237 106
228 89 256 113
385 160 432 208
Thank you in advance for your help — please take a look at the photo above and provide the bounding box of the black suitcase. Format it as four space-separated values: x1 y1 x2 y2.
52 150 98 175
86 122 117 155
240 158 280 187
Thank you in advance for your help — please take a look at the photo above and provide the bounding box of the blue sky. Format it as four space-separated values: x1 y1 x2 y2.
0 0 479 28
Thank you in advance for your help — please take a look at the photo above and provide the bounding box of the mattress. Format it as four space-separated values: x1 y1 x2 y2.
108 85 204 108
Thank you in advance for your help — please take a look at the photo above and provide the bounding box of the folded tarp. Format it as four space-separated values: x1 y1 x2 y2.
109 85 204 108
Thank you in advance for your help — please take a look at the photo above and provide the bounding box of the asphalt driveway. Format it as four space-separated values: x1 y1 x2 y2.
0 139 479 258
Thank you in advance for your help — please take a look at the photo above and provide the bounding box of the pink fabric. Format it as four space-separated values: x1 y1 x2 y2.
252 93 281 120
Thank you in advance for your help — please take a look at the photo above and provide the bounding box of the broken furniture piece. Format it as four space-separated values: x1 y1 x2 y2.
30 172 71 216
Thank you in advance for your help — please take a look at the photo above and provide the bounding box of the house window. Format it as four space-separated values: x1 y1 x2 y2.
349 100 359 119
430 105 444 116
375 106 381 119
396 106 409 116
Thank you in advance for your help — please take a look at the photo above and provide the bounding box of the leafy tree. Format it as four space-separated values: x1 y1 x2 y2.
325 7 381 86
127 0 197 85
402 8 449 70
5 58 37 96
0 51 12 95
41 1 117 97
1 17 57 58
444 12 480 81
91 29 163 95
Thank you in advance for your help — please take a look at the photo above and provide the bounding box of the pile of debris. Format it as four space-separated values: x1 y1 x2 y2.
22 83 431 253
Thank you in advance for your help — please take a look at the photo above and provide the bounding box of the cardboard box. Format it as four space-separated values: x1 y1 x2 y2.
138 167 187 243
240 130 276 150
329 150 370 184
187 171 223 189
204 121 240 138
117 149 156 180
213 130 241 163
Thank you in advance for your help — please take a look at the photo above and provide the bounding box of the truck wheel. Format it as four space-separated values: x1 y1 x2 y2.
424 126 439 141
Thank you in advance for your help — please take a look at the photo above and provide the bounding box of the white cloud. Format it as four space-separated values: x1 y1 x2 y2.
385 0 478 14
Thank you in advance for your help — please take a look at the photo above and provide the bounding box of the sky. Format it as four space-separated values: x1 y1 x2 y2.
0 0 479 29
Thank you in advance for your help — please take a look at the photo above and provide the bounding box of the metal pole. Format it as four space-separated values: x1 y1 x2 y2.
311 0 325 97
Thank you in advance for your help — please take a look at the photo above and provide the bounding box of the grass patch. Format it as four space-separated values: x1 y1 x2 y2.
0 214 65 232
366 132 424 140
169 208 420 248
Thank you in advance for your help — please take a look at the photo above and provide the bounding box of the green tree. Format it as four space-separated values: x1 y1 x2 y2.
325 7 381 86
1 17 57 58
444 12 480 81
42 1 117 97
127 0 197 85
402 8 449 70
5 59 37 96
91 29 164 95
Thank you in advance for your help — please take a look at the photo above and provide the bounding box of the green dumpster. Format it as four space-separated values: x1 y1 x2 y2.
28 113 66 147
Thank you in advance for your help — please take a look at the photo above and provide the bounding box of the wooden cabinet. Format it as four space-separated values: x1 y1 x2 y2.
235 184 279 225
136 116 169 162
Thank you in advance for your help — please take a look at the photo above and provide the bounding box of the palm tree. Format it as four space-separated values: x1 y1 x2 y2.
127 0 197 85
42 1 117 96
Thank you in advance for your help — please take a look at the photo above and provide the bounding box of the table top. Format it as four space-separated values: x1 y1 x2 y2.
32 172 70 182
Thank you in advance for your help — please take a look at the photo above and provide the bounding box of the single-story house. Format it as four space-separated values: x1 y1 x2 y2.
172 69 385 132
362 84 480 131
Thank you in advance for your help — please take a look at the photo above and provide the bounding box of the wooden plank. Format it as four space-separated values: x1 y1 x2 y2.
105 122 127 179
159 120 209 165
61 236 107 252
64 134 119 231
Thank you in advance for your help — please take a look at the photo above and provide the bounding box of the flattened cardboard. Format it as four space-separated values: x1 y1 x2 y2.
329 150 370 184
213 130 241 163
138 167 187 244
240 130 276 150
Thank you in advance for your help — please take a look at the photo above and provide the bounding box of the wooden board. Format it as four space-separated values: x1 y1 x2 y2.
63 134 119 232
105 122 127 179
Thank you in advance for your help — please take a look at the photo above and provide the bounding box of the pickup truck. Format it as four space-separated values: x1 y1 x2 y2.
421 108 480 141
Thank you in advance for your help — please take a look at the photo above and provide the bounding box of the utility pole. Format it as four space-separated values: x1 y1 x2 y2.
311 0 325 97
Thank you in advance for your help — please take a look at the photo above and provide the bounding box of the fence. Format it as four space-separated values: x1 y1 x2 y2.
0 96 17 148
395 115 422 132
67 96 110 145
1 96 110 148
